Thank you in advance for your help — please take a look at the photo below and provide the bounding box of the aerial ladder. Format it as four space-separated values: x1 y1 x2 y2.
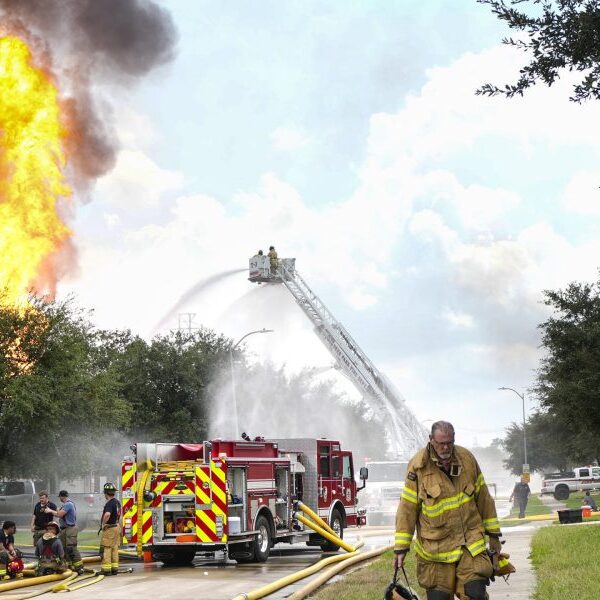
248 254 428 457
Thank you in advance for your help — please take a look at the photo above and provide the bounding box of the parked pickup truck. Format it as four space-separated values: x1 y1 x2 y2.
0 480 104 530
541 466 600 500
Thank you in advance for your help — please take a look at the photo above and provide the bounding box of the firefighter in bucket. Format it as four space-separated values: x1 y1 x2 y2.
35 522 67 575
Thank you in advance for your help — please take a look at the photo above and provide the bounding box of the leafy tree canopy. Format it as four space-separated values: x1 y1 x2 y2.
478 0 600 102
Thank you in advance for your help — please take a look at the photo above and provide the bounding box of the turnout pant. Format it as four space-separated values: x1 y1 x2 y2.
59 526 83 571
33 528 45 546
36 558 67 576
417 548 493 599
100 525 121 574
0 550 8 578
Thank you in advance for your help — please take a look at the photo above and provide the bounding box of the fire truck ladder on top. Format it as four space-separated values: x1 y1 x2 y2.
248 255 428 457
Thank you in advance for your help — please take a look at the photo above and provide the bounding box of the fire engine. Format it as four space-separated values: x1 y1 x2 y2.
121 437 367 564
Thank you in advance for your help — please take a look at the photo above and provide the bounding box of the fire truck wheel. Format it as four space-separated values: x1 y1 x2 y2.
252 514 272 562
320 509 343 552
152 548 196 566
554 485 570 501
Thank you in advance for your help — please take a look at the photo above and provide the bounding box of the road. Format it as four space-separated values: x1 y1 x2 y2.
12 527 394 600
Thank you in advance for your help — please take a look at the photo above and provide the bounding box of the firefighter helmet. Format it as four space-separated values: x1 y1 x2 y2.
103 482 117 494
45 521 60 534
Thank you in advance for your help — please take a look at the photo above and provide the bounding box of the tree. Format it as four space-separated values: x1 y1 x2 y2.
502 412 572 474
478 0 600 102
116 329 232 442
534 278 600 464
0 297 131 484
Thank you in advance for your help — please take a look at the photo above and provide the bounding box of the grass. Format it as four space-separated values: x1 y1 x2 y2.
13 528 100 548
563 490 600 510
315 549 425 599
531 524 600 599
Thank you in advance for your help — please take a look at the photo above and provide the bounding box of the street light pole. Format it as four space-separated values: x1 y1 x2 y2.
230 328 274 439
498 387 528 468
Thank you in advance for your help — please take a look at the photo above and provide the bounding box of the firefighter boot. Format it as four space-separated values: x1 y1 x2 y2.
463 579 488 600
426 590 452 600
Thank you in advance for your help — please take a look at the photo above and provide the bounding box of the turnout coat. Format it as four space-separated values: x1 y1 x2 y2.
395 445 501 563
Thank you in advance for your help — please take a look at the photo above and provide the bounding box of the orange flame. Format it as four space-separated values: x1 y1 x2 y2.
0 35 71 308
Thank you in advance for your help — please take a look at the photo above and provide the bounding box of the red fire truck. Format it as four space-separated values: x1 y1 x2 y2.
121 437 368 564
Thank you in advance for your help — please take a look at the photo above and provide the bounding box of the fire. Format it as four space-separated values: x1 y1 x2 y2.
0 35 71 308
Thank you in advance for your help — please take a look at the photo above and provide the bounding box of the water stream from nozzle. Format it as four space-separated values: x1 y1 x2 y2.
154 268 246 333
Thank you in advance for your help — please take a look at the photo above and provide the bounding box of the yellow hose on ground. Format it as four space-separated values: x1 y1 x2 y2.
288 544 394 599
136 466 152 558
51 570 104 592
296 502 336 537
78 545 139 558
295 514 356 553
0 573 78 600
0 570 73 593
231 550 360 600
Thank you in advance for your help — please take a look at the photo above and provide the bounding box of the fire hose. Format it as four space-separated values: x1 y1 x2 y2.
287 543 394 600
0 556 132 599
231 503 364 600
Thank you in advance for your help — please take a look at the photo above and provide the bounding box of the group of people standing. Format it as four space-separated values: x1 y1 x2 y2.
1 483 121 580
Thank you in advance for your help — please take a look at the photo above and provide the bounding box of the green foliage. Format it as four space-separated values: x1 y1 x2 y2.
116 329 232 441
0 295 388 483
502 412 572 474
502 278 600 473
478 0 600 102
0 296 130 482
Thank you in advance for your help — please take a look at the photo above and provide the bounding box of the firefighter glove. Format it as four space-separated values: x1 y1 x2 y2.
488 535 502 554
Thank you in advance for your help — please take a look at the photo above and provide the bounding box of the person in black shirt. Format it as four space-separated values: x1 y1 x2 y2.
31 491 57 546
0 521 20 580
100 483 121 576
509 476 531 518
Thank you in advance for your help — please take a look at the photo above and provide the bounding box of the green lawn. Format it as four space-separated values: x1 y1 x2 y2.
13 528 100 548
531 524 600 599
315 550 425 599
563 490 600 510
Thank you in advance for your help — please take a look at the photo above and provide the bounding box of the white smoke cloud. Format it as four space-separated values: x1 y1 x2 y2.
63 40 600 443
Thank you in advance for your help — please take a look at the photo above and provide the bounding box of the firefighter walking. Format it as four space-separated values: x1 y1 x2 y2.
393 421 503 600
99 482 121 576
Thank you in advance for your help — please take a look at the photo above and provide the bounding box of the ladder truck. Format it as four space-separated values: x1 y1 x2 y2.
249 254 428 457
249 254 427 525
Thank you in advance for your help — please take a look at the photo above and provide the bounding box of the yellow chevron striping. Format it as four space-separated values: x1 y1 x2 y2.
197 509 217 534
210 461 226 483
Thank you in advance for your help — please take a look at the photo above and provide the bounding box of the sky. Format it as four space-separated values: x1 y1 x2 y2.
59 0 600 447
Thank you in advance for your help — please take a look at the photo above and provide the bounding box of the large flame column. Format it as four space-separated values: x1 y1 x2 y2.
0 36 71 307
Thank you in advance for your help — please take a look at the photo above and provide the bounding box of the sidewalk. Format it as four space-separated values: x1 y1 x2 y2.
488 523 540 600
489 495 563 599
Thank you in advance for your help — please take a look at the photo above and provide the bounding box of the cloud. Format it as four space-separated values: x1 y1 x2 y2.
94 149 184 207
271 126 310 151
63 38 600 445
444 308 475 329
563 171 600 214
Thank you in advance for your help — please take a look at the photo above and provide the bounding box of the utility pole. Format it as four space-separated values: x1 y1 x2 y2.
499 387 528 473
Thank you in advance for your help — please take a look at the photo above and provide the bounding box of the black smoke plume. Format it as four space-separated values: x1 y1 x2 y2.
0 0 178 188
